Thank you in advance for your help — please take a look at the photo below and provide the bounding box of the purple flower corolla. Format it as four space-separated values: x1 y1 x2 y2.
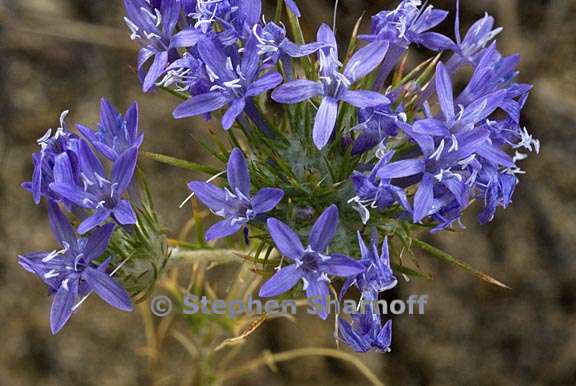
173 37 282 130
18 203 132 334
339 306 392 353
448 2 502 69
349 153 412 224
252 22 324 72
272 24 390 149
23 111 81 205
124 0 204 91
156 53 210 93
350 103 404 155
259 205 365 319
475 164 518 224
77 99 144 161
49 141 139 234
188 148 284 241
361 0 452 51
375 63 521 223
362 0 452 90
340 233 397 299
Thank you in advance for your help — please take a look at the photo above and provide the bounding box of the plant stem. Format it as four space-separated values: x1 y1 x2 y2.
220 347 386 386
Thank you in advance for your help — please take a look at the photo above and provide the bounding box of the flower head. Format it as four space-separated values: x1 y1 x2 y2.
22 111 81 205
272 24 390 149
124 0 203 91
77 98 144 161
259 205 365 319
340 233 397 299
18 203 132 334
339 306 392 353
361 0 452 51
188 148 284 241
173 37 282 130
49 141 139 234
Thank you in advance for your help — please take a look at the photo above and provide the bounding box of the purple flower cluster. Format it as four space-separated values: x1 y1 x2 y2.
20 99 142 333
123 0 320 131
119 0 539 353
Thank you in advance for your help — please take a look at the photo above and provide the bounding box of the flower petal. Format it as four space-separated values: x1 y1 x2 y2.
113 200 137 225
47 201 77 247
173 91 230 118
305 275 330 320
246 72 283 97
344 40 389 83
267 218 304 260
280 40 323 57
339 90 390 108
188 181 234 213
339 317 371 352
169 28 203 48
222 98 246 130
83 223 115 261
413 173 435 223
251 188 284 214
49 183 98 208
377 159 425 179
205 218 243 241
271 80 323 104
435 62 455 121
50 278 79 334
84 266 133 311
111 146 138 196
412 118 450 136
227 148 251 197
78 140 105 178
259 264 303 297
374 319 393 352
78 207 112 235
320 254 365 277
313 97 338 149
284 0 301 17
143 51 168 92
309 204 339 252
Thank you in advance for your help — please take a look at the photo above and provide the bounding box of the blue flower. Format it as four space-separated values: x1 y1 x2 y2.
18 203 132 334
339 306 392 353
49 141 139 234
272 24 390 149
340 233 398 299
361 0 452 51
188 148 284 241
259 205 365 319
124 0 204 91
22 111 81 205
448 2 502 69
350 103 403 155
173 36 282 130
349 154 412 224
375 62 514 223
252 21 324 77
77 98 144 161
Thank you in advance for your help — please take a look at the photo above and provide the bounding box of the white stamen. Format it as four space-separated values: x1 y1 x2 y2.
44 269 59 279
429 139 445 161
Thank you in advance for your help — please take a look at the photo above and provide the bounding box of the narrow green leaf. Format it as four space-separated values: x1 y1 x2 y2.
141 151 221 175
411 239 511 289
391 263 432 279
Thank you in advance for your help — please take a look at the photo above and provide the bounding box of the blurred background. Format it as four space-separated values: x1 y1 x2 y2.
1 0 576 385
